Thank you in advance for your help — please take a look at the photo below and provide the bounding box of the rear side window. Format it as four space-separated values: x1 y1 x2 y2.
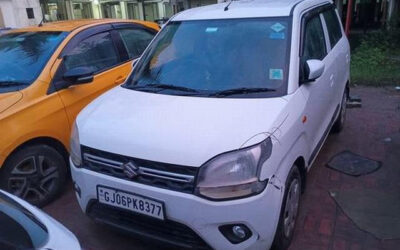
64 32 120 73
117 28 155 59
322 8 343 48
303 15 326 60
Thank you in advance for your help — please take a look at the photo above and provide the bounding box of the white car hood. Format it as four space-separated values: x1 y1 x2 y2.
78 86 289 167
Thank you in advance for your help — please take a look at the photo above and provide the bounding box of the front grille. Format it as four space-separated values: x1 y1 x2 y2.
81 146 198 193
87 201 212 249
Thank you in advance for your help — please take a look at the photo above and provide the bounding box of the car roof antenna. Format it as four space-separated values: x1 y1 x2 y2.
224 0 234 11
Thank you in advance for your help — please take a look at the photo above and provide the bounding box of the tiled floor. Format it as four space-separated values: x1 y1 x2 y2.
44 86 400 250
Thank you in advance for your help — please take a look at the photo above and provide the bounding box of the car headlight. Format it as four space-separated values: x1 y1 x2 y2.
70 122 82 167
196 137 272 200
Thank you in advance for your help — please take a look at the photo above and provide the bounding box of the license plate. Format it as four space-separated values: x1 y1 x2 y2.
97 186 165 220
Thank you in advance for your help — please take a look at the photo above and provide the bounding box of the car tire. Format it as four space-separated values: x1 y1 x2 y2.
271 165 302 250
331 87 348 133
0 144 67 207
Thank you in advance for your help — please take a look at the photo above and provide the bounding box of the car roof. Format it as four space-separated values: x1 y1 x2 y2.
8 19 159 33
173 0 327 21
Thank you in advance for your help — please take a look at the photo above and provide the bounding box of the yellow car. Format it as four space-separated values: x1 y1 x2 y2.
0 19 159 207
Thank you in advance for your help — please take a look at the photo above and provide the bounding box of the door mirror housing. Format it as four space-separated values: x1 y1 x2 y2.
305 59 325 81
63 66 95 87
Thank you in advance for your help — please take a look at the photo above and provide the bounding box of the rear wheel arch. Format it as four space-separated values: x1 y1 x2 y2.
2 137 69 168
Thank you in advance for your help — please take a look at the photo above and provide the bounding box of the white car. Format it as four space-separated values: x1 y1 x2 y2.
70 0 350 249
0 190 81 250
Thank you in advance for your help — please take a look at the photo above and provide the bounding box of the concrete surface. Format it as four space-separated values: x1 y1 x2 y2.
44 86 400 250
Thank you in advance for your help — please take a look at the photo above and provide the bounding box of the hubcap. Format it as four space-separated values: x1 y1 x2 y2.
8 155 59 204
283 178 300 238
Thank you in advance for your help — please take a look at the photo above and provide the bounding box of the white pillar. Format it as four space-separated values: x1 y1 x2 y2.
92 1 101 19
158 1 164 19
138 1 144 20
120 1 128 19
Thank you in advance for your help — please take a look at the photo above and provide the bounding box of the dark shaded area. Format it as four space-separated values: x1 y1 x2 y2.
326 151 381 176
330 188 400 240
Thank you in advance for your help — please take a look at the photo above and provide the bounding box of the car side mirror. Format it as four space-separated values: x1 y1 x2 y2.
305 59 325 81
63 66 94 87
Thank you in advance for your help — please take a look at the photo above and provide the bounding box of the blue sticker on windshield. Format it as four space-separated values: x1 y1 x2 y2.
269 69 284 80
270 23 285 32
269 32 285 40
206 27 218 33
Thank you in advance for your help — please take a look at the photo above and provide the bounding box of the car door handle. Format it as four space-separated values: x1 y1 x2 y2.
346 54 350 63
114 76 126 85
330 75 334 87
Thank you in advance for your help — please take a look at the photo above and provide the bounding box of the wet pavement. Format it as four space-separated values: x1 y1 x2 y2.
43 86 400 250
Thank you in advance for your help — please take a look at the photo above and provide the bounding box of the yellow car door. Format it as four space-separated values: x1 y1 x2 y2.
50 23 157 125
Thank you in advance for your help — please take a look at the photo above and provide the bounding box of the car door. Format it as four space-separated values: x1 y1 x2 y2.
321 6 349 103
299 9 334 161
50 24 132 125
51 23 157 125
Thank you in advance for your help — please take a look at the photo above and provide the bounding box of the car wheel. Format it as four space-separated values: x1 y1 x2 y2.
331 87 348 133
271 165 302 250
0 144 67 207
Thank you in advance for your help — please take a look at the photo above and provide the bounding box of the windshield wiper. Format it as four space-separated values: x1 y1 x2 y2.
0 81 29 87
210 87 276 97
130 83 199 93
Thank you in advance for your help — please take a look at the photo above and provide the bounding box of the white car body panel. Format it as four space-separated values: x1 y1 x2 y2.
71 0 350 249
77 87 289 167
0 190 81 250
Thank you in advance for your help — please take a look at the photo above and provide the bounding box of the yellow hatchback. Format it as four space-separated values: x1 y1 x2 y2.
0 19 159 207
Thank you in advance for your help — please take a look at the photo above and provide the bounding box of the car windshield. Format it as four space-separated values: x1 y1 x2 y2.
0 192 48 250
0 31 68 93
124 17 291 98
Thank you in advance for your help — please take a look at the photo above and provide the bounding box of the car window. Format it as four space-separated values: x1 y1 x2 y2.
303 15 327 60
0 193 48 250
0 32 67 93
117 28 155 59
64 32 119 73
322 8 343 49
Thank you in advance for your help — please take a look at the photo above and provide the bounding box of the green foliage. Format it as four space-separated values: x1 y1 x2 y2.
351 30 400 86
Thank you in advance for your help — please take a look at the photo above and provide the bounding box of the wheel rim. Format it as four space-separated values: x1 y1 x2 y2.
283 178 300 238
8 155 59 204
340 91 347 124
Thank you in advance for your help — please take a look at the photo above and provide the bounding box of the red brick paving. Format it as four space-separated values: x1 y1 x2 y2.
43 86 400 250
289 86 400 250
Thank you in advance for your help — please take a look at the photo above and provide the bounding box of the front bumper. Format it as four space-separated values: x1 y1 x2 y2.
70 159 283 250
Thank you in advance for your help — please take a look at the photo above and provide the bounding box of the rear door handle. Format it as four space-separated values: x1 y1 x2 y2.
114 76 126 85
330 74 334 87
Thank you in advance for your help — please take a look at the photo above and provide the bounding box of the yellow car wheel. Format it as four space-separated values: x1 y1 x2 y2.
0 144 67 207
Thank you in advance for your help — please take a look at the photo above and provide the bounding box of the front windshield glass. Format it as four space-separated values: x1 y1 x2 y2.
0 31 68 93
0 192 48 250
124 17 291 98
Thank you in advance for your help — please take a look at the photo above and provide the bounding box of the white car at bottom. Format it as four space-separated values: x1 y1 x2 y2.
70 0 350 249
0 190 81 250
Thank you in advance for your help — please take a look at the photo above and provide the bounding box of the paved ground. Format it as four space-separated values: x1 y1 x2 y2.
44 86 400 250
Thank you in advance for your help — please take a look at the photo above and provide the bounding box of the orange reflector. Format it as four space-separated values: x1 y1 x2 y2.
302 116 307 123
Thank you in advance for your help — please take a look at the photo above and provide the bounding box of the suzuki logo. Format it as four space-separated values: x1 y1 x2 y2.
122 162 139 179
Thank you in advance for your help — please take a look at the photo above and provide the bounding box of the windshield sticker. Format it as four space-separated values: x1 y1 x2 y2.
270 23 285 33
206 27 218 33
269 32 285 40
269 69 284 80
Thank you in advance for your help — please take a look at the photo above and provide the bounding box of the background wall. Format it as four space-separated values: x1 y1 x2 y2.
0 0 41 28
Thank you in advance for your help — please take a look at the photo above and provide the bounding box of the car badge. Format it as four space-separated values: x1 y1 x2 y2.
123 162 139 179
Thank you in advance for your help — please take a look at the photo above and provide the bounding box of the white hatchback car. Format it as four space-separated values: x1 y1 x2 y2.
0 190 81 250
70 0 350 249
